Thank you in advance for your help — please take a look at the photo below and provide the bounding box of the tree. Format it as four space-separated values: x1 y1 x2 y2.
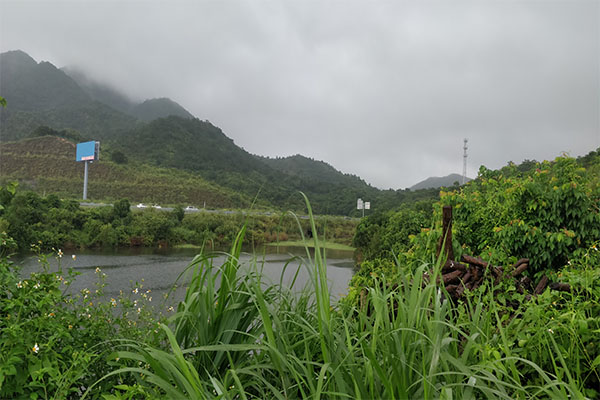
110 150 128 164
113 199 131 219
172 206 185 223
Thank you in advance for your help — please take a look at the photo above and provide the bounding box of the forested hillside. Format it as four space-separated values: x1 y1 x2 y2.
0 136 251 208
0 49 442 215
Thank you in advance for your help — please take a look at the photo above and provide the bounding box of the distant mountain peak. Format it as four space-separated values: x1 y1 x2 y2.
409 173 471 191
131 97 195 121
1 49 37 64
0 49 92 112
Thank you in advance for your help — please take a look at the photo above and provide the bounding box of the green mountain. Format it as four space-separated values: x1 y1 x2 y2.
130 98 194 121
259 154 370 187
410 173 470 191
0 49 441 215
115 116 335 213
0 50 195 142
0 50 139 141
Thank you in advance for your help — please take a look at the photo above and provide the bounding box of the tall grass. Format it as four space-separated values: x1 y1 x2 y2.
89 196 587 399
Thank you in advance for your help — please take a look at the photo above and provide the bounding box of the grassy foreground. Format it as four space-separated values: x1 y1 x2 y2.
1 197 598 398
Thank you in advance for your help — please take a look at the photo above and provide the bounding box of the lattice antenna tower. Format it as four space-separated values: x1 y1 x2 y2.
462 138 468 185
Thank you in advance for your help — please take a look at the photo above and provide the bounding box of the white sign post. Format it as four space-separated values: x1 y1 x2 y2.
357 198 370 217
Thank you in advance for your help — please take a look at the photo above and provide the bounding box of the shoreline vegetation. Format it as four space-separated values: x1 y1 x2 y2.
0 185 359 254
266 240 355 251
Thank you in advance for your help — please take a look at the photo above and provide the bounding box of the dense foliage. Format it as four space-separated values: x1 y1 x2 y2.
0 185 356 252
0 239 163 398
441 155 600 277
352 150 600 276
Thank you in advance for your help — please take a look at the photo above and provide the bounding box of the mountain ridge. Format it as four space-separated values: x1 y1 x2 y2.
0 50 194 142
0 49 441 215
409 173 471 191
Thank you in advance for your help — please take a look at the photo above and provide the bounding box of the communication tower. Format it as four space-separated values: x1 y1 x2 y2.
462 138 468 185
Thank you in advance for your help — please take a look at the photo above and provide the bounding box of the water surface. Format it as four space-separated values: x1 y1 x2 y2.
16 245 355 311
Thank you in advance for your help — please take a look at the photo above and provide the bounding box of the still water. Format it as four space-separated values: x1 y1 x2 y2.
16 245 356 310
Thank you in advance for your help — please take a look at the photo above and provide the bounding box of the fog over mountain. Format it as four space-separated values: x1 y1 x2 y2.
1 1 598 189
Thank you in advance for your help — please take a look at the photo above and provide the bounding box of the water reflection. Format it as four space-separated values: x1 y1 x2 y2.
15 245 356 310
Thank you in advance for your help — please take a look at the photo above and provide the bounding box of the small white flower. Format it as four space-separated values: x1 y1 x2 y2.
72 254 77 260
95 267 101 273
33 283 40 289
16 281 23 289
32 343 39 353
57 249 63 258
110 298 117 307
137 307 141 314
548 328 554 334
168 306 174 312
132 288 138 294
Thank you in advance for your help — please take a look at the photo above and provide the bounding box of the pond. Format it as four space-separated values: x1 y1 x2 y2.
15 245 356 311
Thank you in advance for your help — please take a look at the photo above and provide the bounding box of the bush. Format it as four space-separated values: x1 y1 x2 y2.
0 248 162 398
441 156 600 276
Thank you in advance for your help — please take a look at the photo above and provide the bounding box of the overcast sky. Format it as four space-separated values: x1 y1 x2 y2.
1 1 599 189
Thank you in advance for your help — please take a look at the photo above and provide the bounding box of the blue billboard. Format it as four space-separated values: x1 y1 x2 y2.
76 141 99 162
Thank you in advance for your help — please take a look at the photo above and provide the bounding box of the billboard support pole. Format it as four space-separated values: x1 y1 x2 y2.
83 160 89 200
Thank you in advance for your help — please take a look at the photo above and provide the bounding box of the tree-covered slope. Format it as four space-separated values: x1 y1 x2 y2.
259 154 371 187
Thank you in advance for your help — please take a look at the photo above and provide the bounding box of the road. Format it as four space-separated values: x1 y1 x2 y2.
79 202 357 220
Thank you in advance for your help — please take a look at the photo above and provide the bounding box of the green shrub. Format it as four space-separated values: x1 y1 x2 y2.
441 156 600 276
0 247 163 398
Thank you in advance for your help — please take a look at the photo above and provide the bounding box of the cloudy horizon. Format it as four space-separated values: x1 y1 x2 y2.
1 1 598 189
